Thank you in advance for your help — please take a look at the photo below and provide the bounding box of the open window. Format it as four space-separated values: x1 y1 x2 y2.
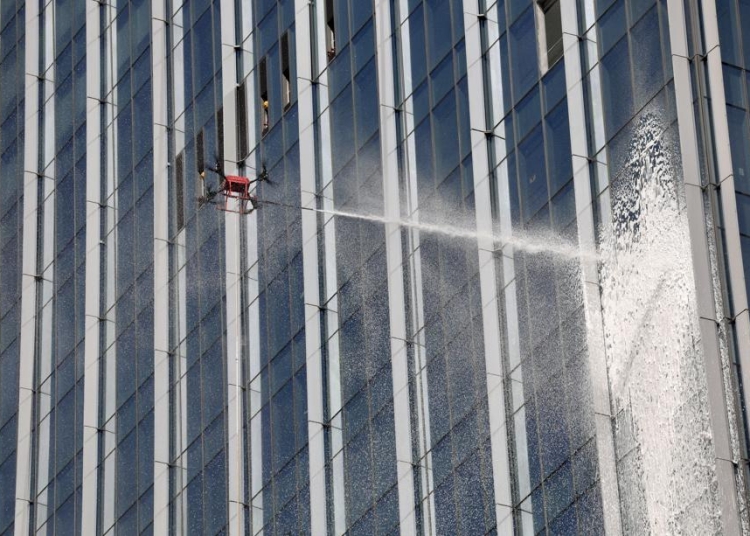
196 129 205 176
537 0 563 72
259 57 269 135
175 151 185 230
325 0 336 60
281 32 291 109
217 107 224 164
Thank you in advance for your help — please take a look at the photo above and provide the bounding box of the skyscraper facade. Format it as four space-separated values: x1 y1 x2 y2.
1 0 750 534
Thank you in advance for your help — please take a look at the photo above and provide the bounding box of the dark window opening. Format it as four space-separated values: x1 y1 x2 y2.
217 107 224 164
197 129 205 176
175 152 185 230
326 0 336 60
259 57 269 134
539 0 563 70
282 33 291 110
237 81 248 159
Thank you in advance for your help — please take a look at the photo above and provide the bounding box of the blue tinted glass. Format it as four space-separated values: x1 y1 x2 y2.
426 0 452 69
431 53 454 106
433 91 459 180
351 1 372 34
597 0 618 19
354 60 378 145
509 9 538 103
508 0 531 23
455 38 467 80
741 0 750 69
629 0 656 23
724 65 745 109
631 8 663 108
335 0 350 44
413 81 430 126
516 85 541 141
545 461 573 520
500 34 513 115
729 106 750 193
736 193 750 236
545 100 572 192
552 180 575 230
434 478 458 534
352 19 374 74
518 125 548 219
415 117 434 190
542 60 566 113
193 10 214 91
598 1 626 56
131 0 150 58
409 5 426 86
456 457 487 534
600 38 633 139
717 0 741 67
258 6 278 57
457 77 471 159
116 5 131 74
331 87 355 174
330 44 352 98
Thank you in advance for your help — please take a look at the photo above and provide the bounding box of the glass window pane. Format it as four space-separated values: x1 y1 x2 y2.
509 9 539 103
518 125 548 219
600 38 633 139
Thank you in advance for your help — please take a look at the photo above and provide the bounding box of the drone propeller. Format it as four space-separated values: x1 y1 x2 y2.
257 161 273 185
207 151 226 180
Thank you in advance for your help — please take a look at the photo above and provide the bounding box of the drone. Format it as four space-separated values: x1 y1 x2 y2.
198 155 270 214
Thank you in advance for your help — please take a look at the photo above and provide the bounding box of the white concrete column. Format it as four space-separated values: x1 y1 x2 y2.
394 0 436 532
219 1 248 533
665 2 743 533
31 0 57 530
373 1 418 534
100 2 119 531
167 3 189 532
81 0 106 532
234 4 265 533
307 0 347 532
294 0 328 533
14 0 42 531
152 0 171 532
462 3 514 532
697 0 750 530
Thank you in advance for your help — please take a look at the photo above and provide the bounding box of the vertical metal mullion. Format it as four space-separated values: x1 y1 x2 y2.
152 0 172 531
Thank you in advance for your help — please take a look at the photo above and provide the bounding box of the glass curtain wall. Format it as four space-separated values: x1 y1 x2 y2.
39 1 89 532
252 0 310 532
0 0 25 532
407 0 498 532
490 0 611 531
113 0 155 532
173 1 229 533
329 1 400 533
